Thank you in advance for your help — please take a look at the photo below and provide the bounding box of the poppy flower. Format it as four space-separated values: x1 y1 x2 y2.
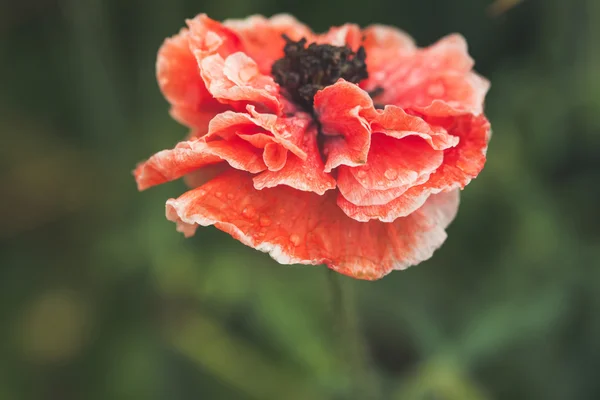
134 14 491 280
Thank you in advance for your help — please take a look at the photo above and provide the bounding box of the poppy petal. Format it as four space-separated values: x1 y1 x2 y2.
156 28 228 131
134 137 266 191
223 14 314 74
337 114 491 222
313 80 373 172
134 140 222 191
200 52 282 113
186 14 243 59
337 182 437 222
337 166 413 206
206 108 308 160
253 124 336 194
166 169 459 280
317 24 362 48
369 34 489 115
349 134 443 191
423 113 491 189
370 105 459 150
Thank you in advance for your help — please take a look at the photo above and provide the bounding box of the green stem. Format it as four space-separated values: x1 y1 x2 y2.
327 269 377 399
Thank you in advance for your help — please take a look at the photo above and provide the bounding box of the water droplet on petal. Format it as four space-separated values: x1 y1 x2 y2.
356 170 367 179
215 192 223 198
242 206 256 219
377 180 385 186
198 189 207 196
427 83 445 97
289 234 301 246
227 193 234 200
259 216 272 227
384 168 398 180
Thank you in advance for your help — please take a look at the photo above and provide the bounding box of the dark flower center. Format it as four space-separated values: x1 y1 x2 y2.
272 35 369 112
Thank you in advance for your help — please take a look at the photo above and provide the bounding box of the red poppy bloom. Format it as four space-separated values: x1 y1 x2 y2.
134 14 491 280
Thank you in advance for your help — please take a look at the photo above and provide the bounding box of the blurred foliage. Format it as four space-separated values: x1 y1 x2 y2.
1 0 600 399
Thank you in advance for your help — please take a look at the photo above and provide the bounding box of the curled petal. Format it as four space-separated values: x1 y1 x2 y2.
183 163 230 188
223 14 314 74
361 25 416 84
200 53 282 113
369 105 459 150
263 142 287 171
337 167 412 206
317 24 362 48
349 135 444 191
338 114 491 222
134 138 266 191
313 80 373 171
369 34 489 114
204 137 267 173
166 170 459 280
156 28 228 131
411 72 490 117
362 24 415 55
134 140 222 191
186 14 243 59
253 125 336 195
337 182 437 222
423 113 491 189
206 108 309 160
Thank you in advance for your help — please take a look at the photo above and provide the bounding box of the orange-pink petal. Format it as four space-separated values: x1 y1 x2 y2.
337 113 491 222
223 14 314 75
369 105 459 150
206 107 308 160
422 113 491 189
156 27 228 131
186 14 244 59
316 24 362 49
253 125 336 195
313 80 373 171
349 134 443 191
134 140 222 191
165 170 459 280
134 137 266 191
200 53 282 113
337 166 412 206
368 34 489 115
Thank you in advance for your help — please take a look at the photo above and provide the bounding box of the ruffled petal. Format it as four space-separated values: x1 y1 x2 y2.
337 166 411 206
337 114 491 222
422 113 491 189
166 170 459 280
186 14 243 59
134 140 222 190
206 107 308 160
156 28 228 131
263 142 287 171
337 182 436 222
200 52 282 113
313 80 373 172
369 105 459 150
360 25 415 88
316 24 362 48
348 134 443 191
253 125 336 195
368 34 489 115
134 137 266 191
223 14 314 74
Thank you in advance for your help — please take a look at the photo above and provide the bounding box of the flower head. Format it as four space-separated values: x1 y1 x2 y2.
134 14 491 280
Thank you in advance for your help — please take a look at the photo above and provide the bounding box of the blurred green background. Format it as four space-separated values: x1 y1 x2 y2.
2 0 600 399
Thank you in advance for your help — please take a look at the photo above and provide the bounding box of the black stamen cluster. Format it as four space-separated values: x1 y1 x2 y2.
271 35 369 112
